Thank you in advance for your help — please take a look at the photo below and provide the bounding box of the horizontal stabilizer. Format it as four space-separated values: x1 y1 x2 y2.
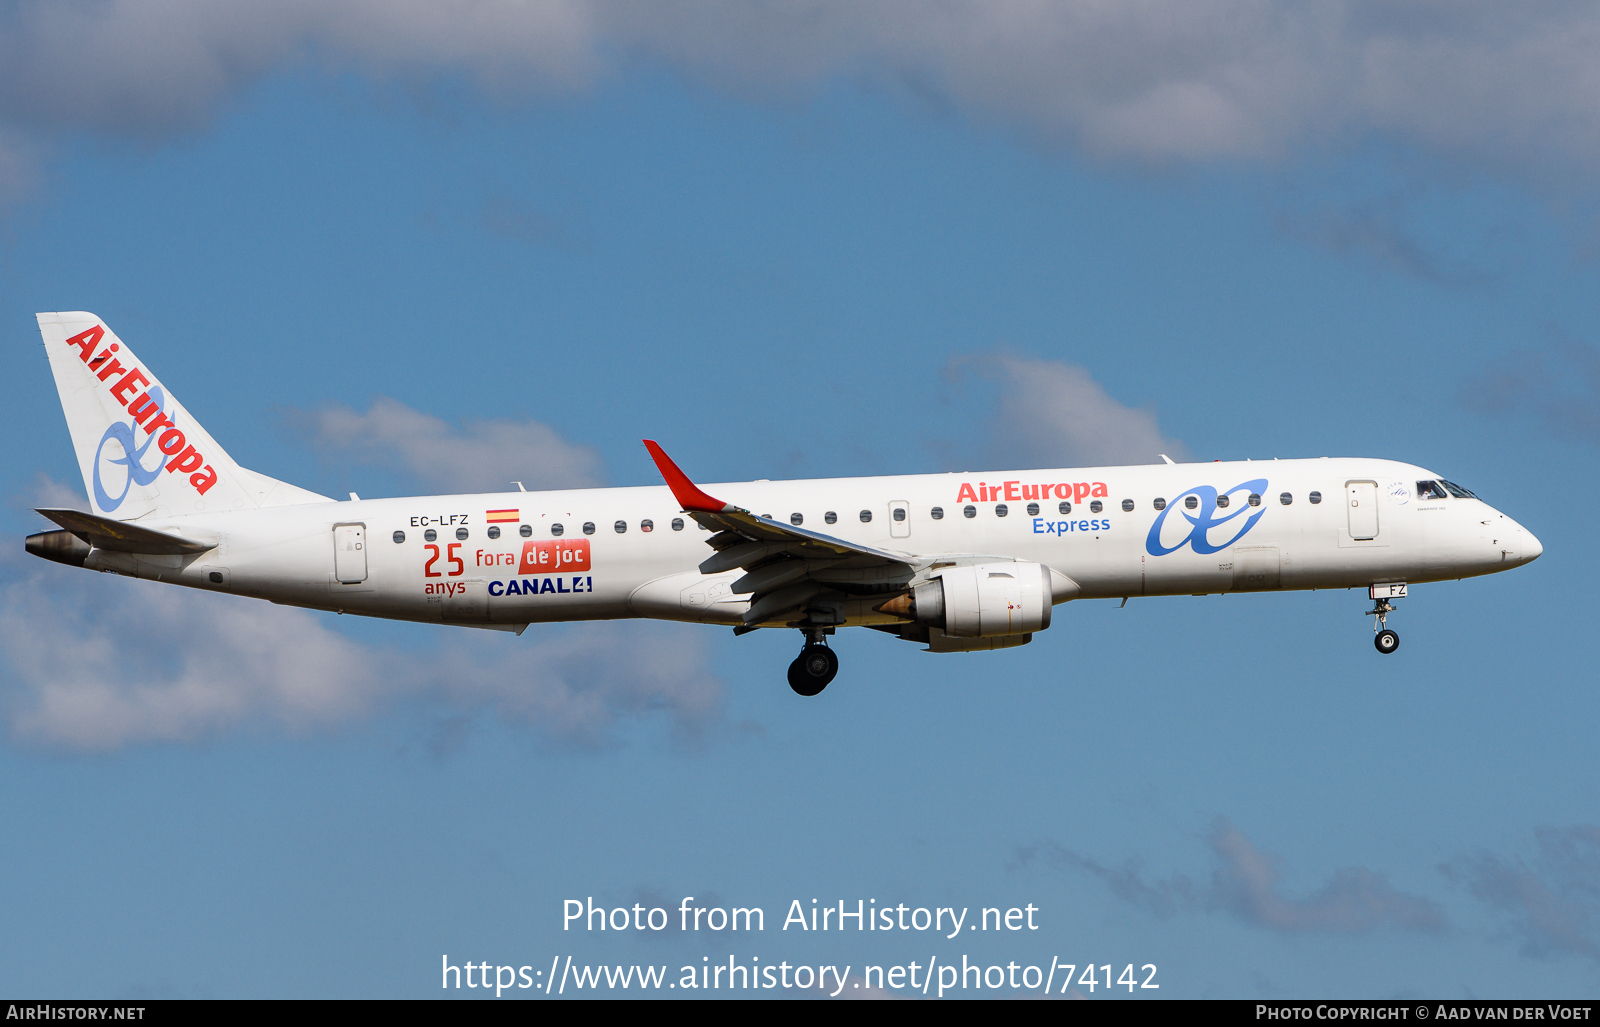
35 508 216 556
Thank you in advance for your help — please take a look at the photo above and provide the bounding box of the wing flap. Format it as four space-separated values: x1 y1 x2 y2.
730 558 817 596
744 581 825 623
699 541 782 575
35 507 216 556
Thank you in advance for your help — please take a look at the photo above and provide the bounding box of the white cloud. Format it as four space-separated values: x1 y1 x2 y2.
949 353 1187 468
23 472 88 513
287 395 604 494
5 1 1600 196
1023 816 1447 934
0 555 723 751
1276 192 1497 289
1462 339 1600 448
1206 818 1446 933
1443 826 1600 963
435 618 723 748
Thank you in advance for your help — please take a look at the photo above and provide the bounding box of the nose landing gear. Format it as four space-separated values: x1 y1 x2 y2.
1366 583 1405 655
787 628 838 696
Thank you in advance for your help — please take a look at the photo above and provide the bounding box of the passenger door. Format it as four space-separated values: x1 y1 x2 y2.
333 524 367 583
1346 481 1379 541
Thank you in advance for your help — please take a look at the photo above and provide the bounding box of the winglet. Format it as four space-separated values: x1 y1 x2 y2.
642 440 733 512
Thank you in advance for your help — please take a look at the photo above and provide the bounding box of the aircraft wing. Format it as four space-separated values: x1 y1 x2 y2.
643 441 915 627
35 507 217 556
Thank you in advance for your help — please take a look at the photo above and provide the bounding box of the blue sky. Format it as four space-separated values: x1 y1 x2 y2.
1 2 1598 999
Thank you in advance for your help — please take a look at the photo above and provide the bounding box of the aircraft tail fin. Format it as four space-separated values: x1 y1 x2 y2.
35 312 331 519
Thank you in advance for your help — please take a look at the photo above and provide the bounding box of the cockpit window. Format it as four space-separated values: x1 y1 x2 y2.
1440 480 1478 499
1416 480 1449 501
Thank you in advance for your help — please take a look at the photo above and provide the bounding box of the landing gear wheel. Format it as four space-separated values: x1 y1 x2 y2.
1365 589 1402 655
787 643 838 696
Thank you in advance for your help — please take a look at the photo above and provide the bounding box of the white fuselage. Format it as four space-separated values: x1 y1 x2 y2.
82 457 1541 633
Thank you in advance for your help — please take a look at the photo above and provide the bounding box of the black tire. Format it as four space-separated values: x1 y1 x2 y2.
787 644 838 696
1375 629 1399 654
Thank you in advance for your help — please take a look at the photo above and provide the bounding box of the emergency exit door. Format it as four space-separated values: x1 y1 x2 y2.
1346 482 1378 541
333 524 367 583
889 500 910 538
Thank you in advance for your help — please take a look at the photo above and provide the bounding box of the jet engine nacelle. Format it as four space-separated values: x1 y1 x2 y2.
891 561 1075 638
25 529 90 568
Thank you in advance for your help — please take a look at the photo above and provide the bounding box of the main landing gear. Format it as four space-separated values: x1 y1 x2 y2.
787 629 838 696
1366 583 1405 655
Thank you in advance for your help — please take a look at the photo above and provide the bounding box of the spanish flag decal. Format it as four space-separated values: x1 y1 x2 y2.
486 509 520 523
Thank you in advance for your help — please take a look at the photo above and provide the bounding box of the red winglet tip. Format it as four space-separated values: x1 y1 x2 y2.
642 440 728 513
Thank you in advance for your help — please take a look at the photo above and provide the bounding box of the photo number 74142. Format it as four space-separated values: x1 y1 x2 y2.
1051 962 1158 994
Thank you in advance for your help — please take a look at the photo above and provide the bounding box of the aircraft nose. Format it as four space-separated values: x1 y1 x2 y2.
1497 513 1541 566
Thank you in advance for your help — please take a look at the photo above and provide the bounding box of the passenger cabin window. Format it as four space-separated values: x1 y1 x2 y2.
582 522 596 535
1121 499 1135 512
614 520 627 533
1089 500 1103 513
520 524 533 537
1309 491 1322 504
1026 502 1040 516
1185 496 1199 510
487 526 500 539
551 523 564 536
393 531 405 544
825 511 838 524
1440 480 1477 499
1279 493 1292 506
963 505 977 518
1416 480 1449 501
892 507 905 522
424 529 437 542
790 513 803 526
1216 495 1229 509
641 520 653 532
859 510 872 522
995 504 1008 517
456 527 469 540
671 518 685 531
930 507 944 520
1247 493 1261 507
1153 498 1166 510
1059 501 1072 514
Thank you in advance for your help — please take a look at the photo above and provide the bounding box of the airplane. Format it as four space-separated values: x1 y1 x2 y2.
25 312 1543 696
